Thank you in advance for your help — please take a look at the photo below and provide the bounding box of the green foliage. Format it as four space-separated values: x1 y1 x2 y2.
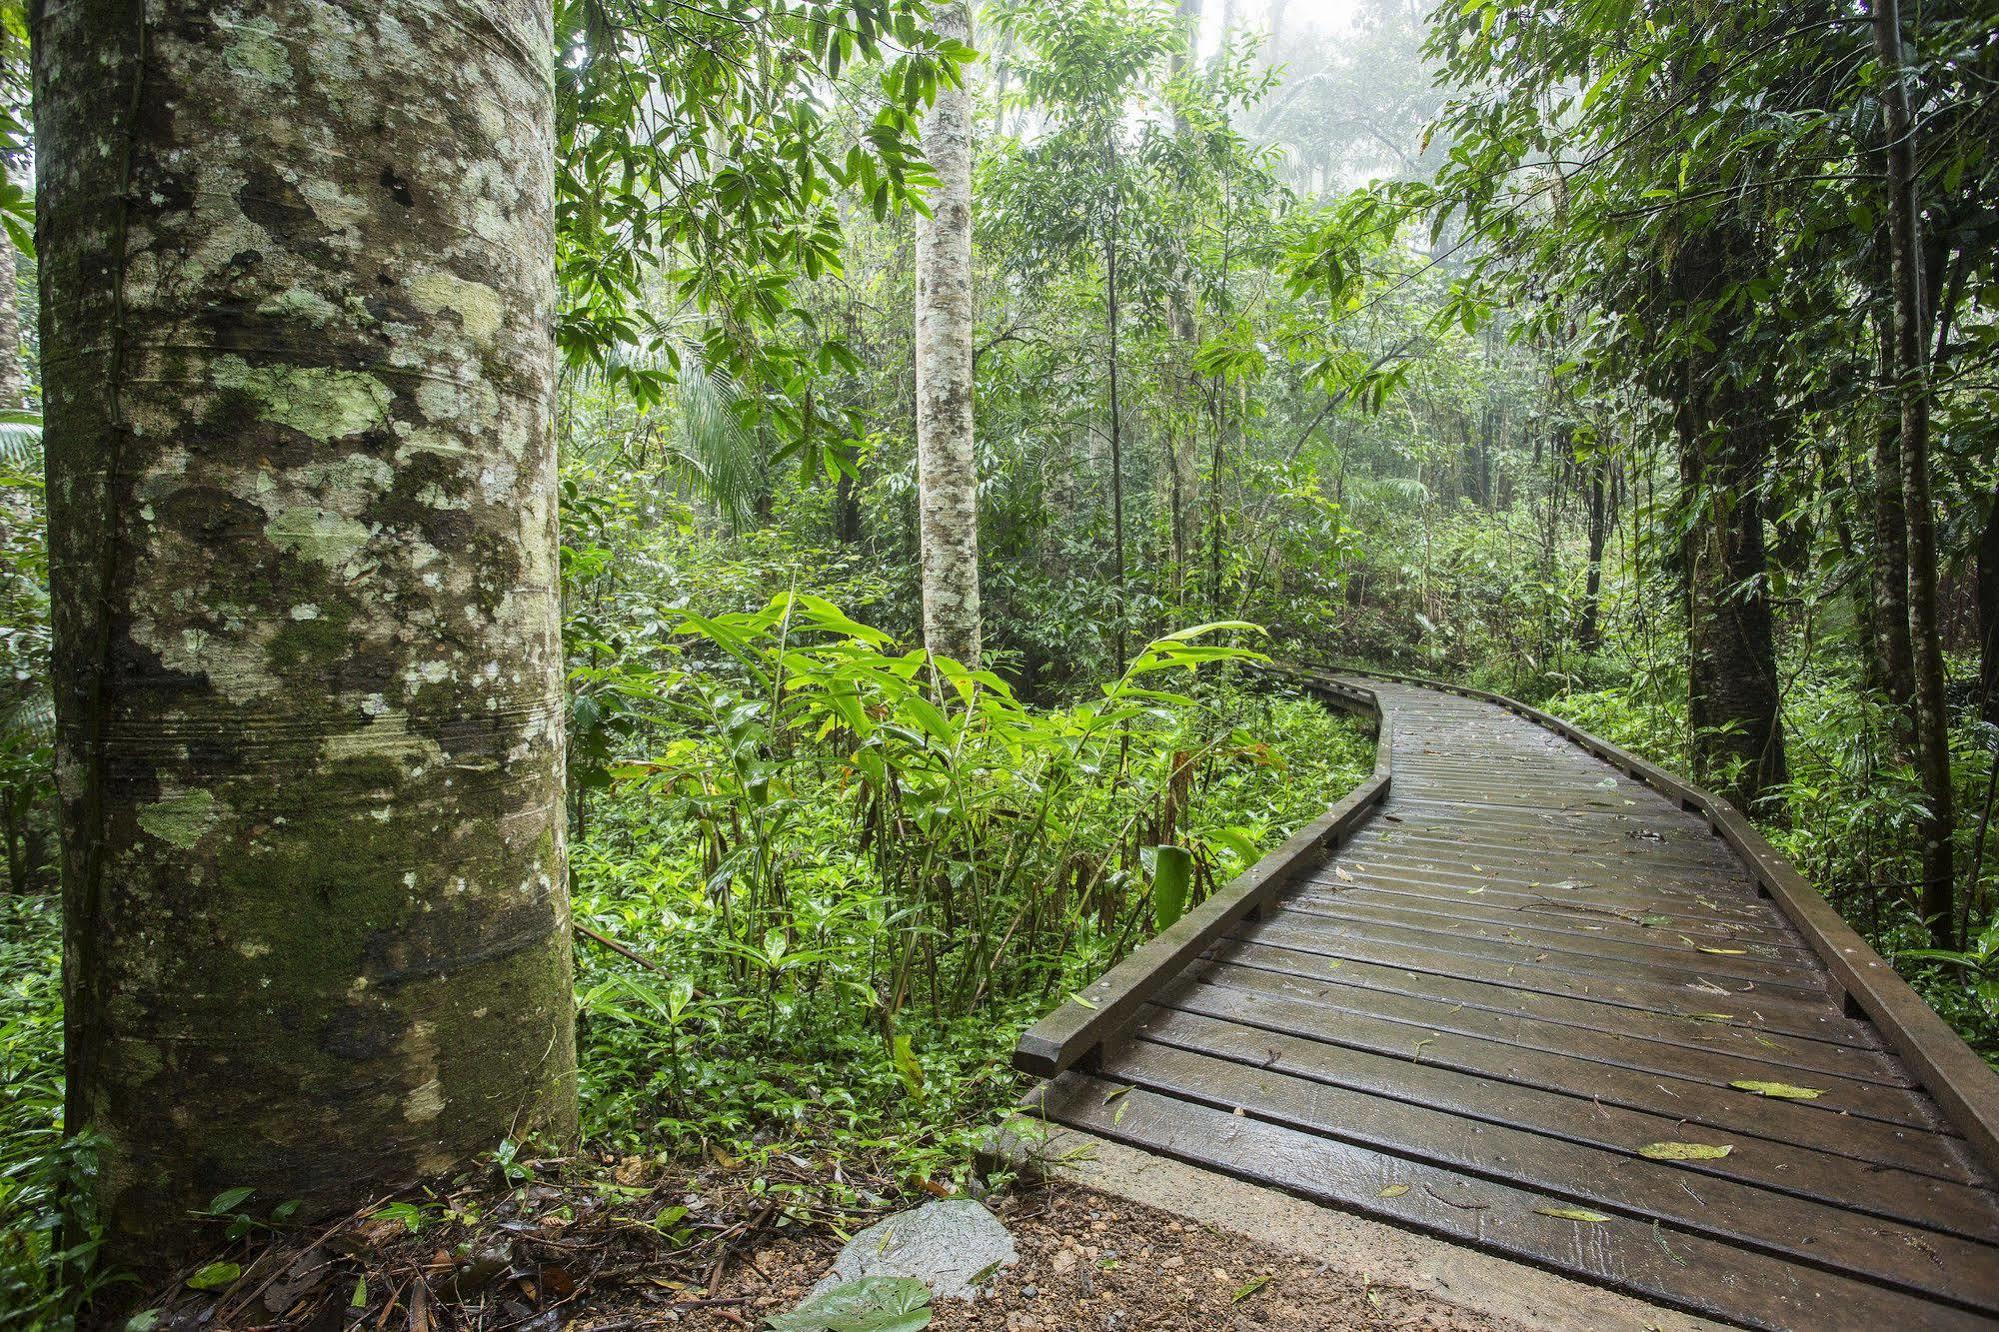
0 897 113 1327
561 585 1371 1177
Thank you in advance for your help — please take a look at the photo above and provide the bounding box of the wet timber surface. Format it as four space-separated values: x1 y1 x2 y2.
1020 678 1999 1330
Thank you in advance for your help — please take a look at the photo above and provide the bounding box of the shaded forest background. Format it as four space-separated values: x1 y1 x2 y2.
0 0 1995 1320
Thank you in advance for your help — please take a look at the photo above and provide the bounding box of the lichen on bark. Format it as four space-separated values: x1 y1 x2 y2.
35 0 574 1260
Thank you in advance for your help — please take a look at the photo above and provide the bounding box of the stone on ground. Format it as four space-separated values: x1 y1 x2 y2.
811 1199 1017 1303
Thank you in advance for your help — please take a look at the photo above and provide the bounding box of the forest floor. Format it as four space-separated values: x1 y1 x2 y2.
140 1164 1505 1330
585 1181 1505 1331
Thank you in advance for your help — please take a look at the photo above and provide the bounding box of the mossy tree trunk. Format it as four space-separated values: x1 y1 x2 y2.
35 0 575 1260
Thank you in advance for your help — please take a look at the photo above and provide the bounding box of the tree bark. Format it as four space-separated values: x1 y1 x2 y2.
1870 309 1918 751
1578 453 1609 653
1166 0 1202 608
1979 479 1999 729
913 0 981 667
1678 370 1787 809
38 0 574 1260
1874 0 1954 943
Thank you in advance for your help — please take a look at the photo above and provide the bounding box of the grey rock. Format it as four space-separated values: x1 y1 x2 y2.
811 1199 1017 1303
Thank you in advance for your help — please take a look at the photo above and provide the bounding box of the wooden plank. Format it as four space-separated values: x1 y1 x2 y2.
1300 857 1779 927
1291 891 1814 981
1012 706 1391 1077
1029 1076 1998 1331
1216 937 1917 1087
1133 1005 1999 1242
1156 969 1980 1181
1258 906 1841 1012
1239 914 1886 1048
1093 1038 1999 1308
1325 664 1999 1178
1321 881 1816 957
1182 958 1950 1134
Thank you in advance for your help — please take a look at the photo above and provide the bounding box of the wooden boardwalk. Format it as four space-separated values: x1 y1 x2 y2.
1015 670 1999 1330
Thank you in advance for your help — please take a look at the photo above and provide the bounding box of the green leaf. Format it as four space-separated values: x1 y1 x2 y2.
1638 1142 1733 1161
1231 1274 1273 1302
1377 1183 1410 1198
1152 845 1193 931
185 1262 241 1292
1534 1206 1611 1222
1729 1080 1822 1100
891 1035 926 1102
765 1275 933 1331
206 1185 254 1214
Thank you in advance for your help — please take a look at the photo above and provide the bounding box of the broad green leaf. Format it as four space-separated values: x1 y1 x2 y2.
185 1262 241 1292
765 1275 933 1331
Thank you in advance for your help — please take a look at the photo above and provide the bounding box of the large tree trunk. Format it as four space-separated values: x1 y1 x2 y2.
912 0 981 667
37 0 575 1261
1874 0 1954 944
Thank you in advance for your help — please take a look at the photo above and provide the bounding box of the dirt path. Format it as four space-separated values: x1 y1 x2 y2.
642 1181 1511 1330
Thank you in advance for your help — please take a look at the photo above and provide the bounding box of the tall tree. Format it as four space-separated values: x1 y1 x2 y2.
1872 0 1954 941
1165 0 1203 605
37 0 575 1257
913 0 982 666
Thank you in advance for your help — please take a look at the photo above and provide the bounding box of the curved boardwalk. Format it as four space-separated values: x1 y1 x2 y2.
1019 676 1999 1330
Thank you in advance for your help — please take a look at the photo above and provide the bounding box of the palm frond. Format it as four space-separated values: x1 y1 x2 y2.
0 418 39 465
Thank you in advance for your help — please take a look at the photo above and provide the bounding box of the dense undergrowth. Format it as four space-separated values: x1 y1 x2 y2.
0 604 1371 1324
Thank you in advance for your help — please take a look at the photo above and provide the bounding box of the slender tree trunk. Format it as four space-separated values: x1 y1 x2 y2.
1578 454 1609 652
38 0 574 1262
1875 0 1954 943
1871 310 1918 751
1979 479 1999 729
913 0 981 667
1166 0 1203 607
0 229 24 408
1104 223 1127 674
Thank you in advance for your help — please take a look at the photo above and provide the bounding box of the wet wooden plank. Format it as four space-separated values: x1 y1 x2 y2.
1132 1004 1999 1242
1029 1075 1998 1331
1156 967 1979 1181
1092 1039 1999 1309
1336 665 1999 1177
1290 891 1815 982
1239 911 1887 1048
1316 881 1817 958
1252 909 1843 1019
1214 937 1916 1087
1184 957 1945 1131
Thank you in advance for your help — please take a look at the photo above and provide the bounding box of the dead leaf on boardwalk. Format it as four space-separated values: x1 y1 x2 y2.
1638 1142 1734 1161
1535 1206 1612 1222
1698 946 1747 955
1378 1184 1410 1198
1730 1079 1823 1100
1334 866 1354 883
